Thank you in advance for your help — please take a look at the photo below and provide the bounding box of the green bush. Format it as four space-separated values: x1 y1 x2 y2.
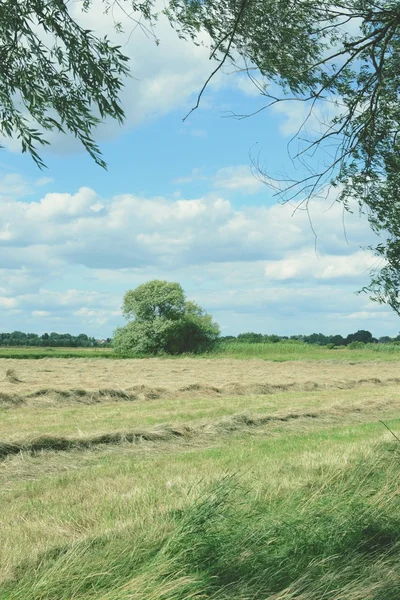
113 281 220 356
348 341 366 349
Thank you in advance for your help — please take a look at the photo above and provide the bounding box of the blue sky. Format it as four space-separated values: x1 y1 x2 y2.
0 1 399 339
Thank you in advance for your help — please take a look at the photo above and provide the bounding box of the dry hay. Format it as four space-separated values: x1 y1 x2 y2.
1 358 399 399
1 375 400 409
5 368 21 384
1 395 398 460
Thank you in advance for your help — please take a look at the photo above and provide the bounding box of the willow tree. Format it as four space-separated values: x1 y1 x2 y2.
165 0 400 313
0 0 157 168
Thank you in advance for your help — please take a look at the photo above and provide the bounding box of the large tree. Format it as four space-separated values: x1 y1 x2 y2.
165 0 400 313
0 0 157 168
113 280 220 354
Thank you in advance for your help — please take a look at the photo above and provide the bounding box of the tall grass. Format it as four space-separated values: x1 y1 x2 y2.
1 341 400 360
212 340 319 357
2 441 399 599
210 340 400 361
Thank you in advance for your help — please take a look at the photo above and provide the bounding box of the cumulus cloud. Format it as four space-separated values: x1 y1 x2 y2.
0 184 375 271
0 183 376 277
0 177 395 336
175 165 265 195
213 165 264 194
264 250 377 283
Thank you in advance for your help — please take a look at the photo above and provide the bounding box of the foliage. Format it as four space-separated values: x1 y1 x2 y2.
348 340 366 349
0 331 107 347
237 332 283 343
113 280 220 355
122 280 186 321
0 0 157 168
346 329 375 344
222 329 380 346
1 328 397 354
165 0 400 312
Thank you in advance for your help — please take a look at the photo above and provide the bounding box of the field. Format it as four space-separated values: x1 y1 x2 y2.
2 340 400 361
1 356 400 599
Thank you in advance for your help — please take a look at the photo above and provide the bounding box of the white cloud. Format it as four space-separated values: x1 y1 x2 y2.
0 297 17 308
35 177 53 187
173 168 207 185
272 97 341 137
0 176 394 337
175 165 266 195
340 311 390 320
234 74 264 97
0 185 375 272
264 250 376 282
0 171 54 205
213 165 264 194
73 307 121 326
0 173 33 198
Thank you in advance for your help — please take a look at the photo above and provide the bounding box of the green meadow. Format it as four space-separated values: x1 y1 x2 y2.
2 340 400 361
1 356 399 599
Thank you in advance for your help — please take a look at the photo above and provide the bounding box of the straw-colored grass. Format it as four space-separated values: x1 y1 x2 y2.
0 357 399 599
1 357 400 399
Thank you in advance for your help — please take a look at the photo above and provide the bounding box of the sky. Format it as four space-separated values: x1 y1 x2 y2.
0 1 399 339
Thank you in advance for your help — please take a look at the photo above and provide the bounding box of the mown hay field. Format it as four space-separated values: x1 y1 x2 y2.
1 357 400 599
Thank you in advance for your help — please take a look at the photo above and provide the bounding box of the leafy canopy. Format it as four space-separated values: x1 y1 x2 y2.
113 280 220 355
122 280 186 321
165 0 400 313
0 0 157 168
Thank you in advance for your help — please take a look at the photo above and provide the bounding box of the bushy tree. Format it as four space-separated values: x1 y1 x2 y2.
113 280 220 355
330 335 346 347
345 330 374 345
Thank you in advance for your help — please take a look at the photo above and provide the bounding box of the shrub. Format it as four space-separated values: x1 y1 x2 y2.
348 341 366 349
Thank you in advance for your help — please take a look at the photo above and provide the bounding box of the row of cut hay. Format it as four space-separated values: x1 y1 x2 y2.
1 403 398 459
2 376 400 408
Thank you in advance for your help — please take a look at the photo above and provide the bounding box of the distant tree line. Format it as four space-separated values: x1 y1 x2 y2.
220 330 400 347
1 327 400 350
0 332 111 347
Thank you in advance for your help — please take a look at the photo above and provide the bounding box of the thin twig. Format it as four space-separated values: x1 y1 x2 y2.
379 420 400 443
183 0 249 122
